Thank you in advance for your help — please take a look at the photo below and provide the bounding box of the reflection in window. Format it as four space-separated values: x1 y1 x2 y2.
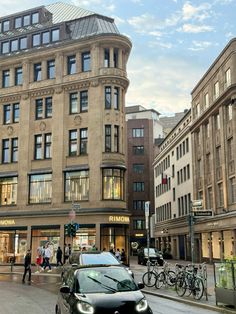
65 170 89 201
0 176 17 205
3 105 11 124
52 29 60 42
34 135 42 159
29 173 52 204
69 93 78 114
82 51 90 72
2 41 9 54
2 139 10 163
34 63 42 81
80 128 88 155
32 12 39 24
19 37 27 50
13 103 19 123
69 130 77 156
102 168 124 200
12 138 18 162
67 55 76 75
47 60 55 79
32 34 40 47
11 40 18 52
80 91 88 112
42 31 50 44
15 17 22 28
15 67 23 85
23 15 30 26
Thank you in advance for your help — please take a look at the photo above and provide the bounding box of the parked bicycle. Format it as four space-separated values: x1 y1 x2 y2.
142 261 159 287
155 261 176 289
175 264 204 300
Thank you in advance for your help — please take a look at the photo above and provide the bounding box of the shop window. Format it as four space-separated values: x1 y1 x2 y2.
101 226 128 253
73 226 96 251
29 173 52 204
212 232 221 259
201 233 210 258
64 170 89 201
102 168 124 200
0 176 17 205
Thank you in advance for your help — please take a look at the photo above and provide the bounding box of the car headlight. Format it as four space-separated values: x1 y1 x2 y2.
136 298 148 312
77 302 94 314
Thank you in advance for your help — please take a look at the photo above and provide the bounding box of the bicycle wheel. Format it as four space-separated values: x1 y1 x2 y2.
192 277 204 300
166 271 176 286
142 271 157 287
155 272 165 289
175 274 187 297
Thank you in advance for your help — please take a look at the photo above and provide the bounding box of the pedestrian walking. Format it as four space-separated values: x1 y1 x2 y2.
56 246 63 266
115 248 121 261
40 245 46 269
121 248 126 264
35 246 43 273
64 244 70 263
22 249 32 284
43 243 52 272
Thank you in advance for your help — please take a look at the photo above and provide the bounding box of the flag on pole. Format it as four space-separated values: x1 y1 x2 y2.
162 173 168 184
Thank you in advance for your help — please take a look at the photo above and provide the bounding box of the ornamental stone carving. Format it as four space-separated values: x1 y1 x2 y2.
7 126 14 136
74 115 82 126
39 121 46 131
90 79 99 87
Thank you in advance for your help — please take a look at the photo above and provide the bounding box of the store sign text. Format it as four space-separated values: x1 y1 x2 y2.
0 219 15 225
109 216 130 223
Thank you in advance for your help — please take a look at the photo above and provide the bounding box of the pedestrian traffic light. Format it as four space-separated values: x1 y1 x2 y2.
64 223 71 237
70 223 77 237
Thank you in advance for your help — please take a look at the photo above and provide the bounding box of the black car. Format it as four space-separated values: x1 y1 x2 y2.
137 247 164 266
62 251 134 278
56 265 153 314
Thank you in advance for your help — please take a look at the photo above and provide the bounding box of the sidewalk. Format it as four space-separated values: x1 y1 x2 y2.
129 257 236 314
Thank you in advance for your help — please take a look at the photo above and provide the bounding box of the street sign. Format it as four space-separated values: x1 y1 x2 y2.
192 199 203 211
145 201 150 216
72 203 80 210
194 210 213 217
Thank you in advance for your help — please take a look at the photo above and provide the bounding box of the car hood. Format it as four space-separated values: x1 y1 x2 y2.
75 290 144 313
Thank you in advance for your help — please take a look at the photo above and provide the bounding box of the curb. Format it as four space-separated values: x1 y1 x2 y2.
0 271 60 277
143 289 236 314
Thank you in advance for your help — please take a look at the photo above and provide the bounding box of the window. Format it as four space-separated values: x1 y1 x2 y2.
11 138 18 162
133 182 144 192
23 15 30 26
2 20 10 32
132 128 144 137
2 70 10 87
102 168 124 200
133 145 144 155
104 48 110 67
80 91 88 112
215 113 220 130
228 138 233 161
82 51 90 72
51 29 60 42
67 55 76 75
133 164 144 174
44 134 51 159
2 139 9 163
3 105 10 124
186 138 189 152
32 33 40 47
42 31 50 44
227 104 232 121
11 39 18 52
225 68 231 88
47 60 55 79
216 147 221 167
114 87 119 110
114 126 119 153
206 154 211 174
19 37 27 50
105 125 112 152
34 63 42 81
133 220 145 230
34 135 42 159
2 41 9 54
214 81 219 99
229 177 236 204
105 87 112 109
29 173 52 204
205 93 209 109
205 122 210 137
45 97 52 118
69 93 78 114
133 200 145 210
80 128 88 155
35 99 43 119
32 12 39 24
217 182 224 207
69 130 77 156
196 103 200 117
65 170 89 201
0 177 17 205
114 48 118 68
15 67 23 85
14 17 22 28
207 187 213 210
13 103 19 123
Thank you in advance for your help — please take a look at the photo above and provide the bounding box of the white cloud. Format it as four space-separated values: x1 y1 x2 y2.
0 0 40 16
180 23 214 33
72 0 102 6
182 2 212 21
188 40 214 51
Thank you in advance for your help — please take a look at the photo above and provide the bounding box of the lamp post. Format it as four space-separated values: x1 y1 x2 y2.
145 201 150 277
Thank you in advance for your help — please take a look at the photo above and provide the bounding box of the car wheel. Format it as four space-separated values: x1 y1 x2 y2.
55 305 61 314
158 259 164 266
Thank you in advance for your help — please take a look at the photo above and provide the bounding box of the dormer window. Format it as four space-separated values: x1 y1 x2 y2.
2 20 10 32
32 33 40 47
23 15 30 26
2 41 9 54
42 31 50 44
52 29 59 42
14 17 22 29
32 12 39 24
11 39 18 52
19 37 27 50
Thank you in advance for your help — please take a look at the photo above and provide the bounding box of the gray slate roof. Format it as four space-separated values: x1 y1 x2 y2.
46 2 95 23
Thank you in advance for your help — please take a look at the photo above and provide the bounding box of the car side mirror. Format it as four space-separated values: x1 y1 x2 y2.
60 286 71 294
137 282 145 289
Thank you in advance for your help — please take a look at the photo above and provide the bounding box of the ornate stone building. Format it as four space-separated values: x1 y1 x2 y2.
0 3 131 264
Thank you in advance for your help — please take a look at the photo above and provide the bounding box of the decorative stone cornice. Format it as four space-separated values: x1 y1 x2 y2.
0 94 21 104
64 82 90 91
100 77 128 89
30 89 54 98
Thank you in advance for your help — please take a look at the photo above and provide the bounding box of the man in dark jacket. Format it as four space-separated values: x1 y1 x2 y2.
22 249 31 284
56 246 63 266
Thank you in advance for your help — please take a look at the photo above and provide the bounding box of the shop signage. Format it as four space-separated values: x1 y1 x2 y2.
194 210 213 217
108 216 130 223
0 219 15 225
135 233 144 237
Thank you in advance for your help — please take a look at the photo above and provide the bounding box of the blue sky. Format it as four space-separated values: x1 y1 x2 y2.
1 0 235 114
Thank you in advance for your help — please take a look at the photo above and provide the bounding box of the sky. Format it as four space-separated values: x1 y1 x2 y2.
0 0 235 115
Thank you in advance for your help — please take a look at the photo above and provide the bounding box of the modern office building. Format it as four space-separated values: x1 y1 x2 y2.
126 105 163 251
153 110 193 260
0 2 131 264
190 38 236 262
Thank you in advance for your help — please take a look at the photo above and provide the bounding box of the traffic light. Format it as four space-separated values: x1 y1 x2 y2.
64 223 71 237
70 223 77 237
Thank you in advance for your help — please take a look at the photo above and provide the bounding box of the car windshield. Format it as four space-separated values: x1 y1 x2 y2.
144 248 156 254
76 267 137 294
81 252 120 265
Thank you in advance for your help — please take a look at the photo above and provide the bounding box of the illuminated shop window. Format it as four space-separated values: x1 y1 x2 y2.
29 173 52 204
102 168 124 200
0 176 17 205
64 170 89 202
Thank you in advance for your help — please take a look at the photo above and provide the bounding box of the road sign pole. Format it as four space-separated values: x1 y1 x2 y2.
145 201 150 282
189 202 194 264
